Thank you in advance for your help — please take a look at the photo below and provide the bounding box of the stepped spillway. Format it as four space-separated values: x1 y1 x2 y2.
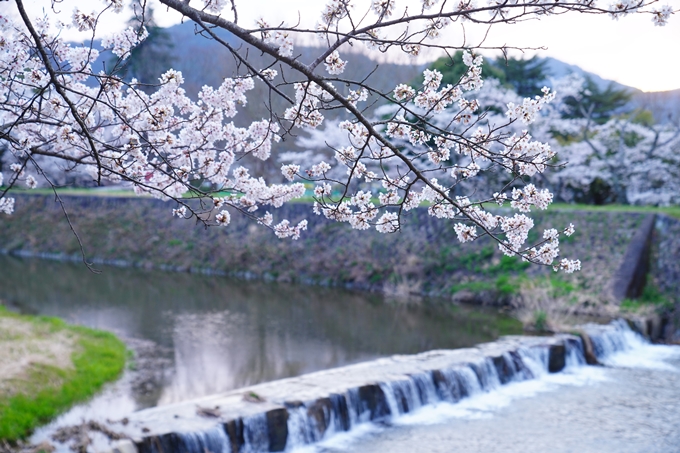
101 321 642 453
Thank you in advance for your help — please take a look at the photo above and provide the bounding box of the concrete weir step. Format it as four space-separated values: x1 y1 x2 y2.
102 334 581 453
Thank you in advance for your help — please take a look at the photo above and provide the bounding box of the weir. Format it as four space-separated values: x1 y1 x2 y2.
103 321 640 453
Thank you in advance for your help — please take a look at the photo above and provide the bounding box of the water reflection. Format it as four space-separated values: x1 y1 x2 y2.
0 255 521 409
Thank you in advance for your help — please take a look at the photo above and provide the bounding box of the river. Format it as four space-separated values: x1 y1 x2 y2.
0 254 520 410
4 255 678 453
319 345 680 453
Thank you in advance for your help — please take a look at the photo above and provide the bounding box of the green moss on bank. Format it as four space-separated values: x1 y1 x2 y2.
9 189 679 218
549 202 680 220
621 283 674 312
0 306 126 442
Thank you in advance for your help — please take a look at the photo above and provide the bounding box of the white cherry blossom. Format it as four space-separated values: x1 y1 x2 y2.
1 0 673 268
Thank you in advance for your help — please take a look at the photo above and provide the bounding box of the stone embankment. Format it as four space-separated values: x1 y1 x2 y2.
653 215 680 304
0 194 670 302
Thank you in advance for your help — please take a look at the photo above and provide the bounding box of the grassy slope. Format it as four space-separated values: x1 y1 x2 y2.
1 191 676 317
7 188 680 217
0 307 127 442
0 192 660 297
549 202 680 220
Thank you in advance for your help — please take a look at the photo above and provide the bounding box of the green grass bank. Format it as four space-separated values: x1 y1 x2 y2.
0 306 127 442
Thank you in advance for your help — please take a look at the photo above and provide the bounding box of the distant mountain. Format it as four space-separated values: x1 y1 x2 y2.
540 57 679 123
94 21 679 124
631 89 680 123
541 57 640 94
139 22 423 125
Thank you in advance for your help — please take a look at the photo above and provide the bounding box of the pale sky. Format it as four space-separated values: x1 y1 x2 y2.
10 0 680 92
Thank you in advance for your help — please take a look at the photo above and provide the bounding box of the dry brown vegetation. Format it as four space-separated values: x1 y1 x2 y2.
0 317 77 399
1 194 675 333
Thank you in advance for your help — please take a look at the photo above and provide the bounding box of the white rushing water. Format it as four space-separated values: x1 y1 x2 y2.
592 320 680 371
31 320 680 453
285 349 598 452
285 321 680 453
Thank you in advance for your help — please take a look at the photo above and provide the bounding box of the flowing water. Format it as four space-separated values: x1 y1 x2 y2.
334 324 680 453
3 255 679 453
122 322 680 453
0 255 520 409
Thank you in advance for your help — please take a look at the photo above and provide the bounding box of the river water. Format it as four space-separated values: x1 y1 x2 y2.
321 341 680 453
3 255 680 453
0 255 520 410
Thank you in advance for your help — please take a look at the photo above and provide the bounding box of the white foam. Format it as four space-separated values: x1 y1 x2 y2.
285 332 676 452
288 423 384 453
285 359 611 453
598 330 680 371
392 364 609 427
287 335 680 453
389 331 680 430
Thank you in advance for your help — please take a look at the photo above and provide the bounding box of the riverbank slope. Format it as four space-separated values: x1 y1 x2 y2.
0 194 678 335
0 306 127 443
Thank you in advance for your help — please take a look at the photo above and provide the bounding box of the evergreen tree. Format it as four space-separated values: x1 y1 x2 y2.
493 55 549 98
427 51 506 88
562 77 633 124
115 1 175 91
427 54 551 98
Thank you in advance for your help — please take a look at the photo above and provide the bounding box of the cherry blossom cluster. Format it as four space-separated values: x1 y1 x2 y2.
72 10 96 32
608 0 642 19
510 184 553 212
101 26 149 58
545 76 680 206
324 51 347 75
257 19 294 57
375 211 399 233
293 53 585 271
652 4 673 25
0 12 307 235
202 0 229 15
506 87 556 124
501 132 556 177
0 197 14 215
273 219 309 239
555 258 582 273
106 0 125 13
454 223 477 243
386 54 485 155
319 0 350 30
3 0 674 266
0 163 40 213
284 82 333 128
0 173 13 215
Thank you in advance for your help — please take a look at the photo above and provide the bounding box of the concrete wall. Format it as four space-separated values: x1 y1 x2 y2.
611 214 656 302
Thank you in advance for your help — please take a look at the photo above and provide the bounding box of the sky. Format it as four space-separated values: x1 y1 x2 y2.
10 0 680 92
